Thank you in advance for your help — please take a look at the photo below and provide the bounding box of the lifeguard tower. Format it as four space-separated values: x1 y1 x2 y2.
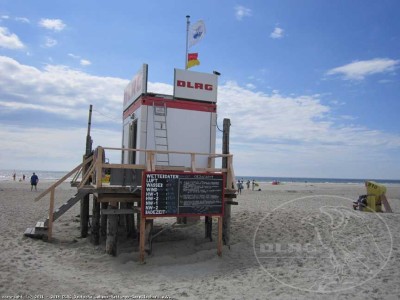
25 64 236 262
121 64 218 172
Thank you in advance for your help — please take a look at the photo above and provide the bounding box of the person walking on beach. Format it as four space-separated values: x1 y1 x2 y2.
237 180 243 195
30 172 39 191
12 172 16 181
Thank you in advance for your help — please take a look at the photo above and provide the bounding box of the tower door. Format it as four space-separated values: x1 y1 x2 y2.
128 120 138 164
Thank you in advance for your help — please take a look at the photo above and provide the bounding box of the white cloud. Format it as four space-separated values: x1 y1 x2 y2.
218 81 396 147
216 81 400 178
245 83 256 89
68 53 80 59
68 53 92 66
147 82 173 95
44 37 57 47
0 56 126 120
0 56 399 178
0 56 126 170
270 27 284 39
326 58 399 80
0 15 29 23
0 27 24 49
38 18 66 31
80 59 91 66
15 17 30 23
234 5 252 20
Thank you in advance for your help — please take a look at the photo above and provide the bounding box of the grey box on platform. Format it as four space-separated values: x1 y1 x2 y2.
110 169 142 186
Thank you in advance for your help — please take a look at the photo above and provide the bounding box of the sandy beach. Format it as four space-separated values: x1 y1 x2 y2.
1 180 400 299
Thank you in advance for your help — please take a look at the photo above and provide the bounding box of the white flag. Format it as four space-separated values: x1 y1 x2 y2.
188 20 206 48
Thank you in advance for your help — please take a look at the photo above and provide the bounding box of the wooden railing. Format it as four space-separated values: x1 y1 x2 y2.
34 155 93 203
88 146 236 190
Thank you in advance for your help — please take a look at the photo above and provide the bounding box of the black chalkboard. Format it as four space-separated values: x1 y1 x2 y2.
142 172 225 217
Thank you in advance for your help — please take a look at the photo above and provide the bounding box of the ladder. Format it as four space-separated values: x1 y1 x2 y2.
153 102 170 166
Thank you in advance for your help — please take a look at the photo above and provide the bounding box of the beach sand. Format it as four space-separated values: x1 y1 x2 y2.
1 180 400 299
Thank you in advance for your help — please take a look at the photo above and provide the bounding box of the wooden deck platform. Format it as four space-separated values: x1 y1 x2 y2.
26 146 237 262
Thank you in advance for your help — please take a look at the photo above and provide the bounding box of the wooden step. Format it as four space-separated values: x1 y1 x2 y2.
45 188 92 226
52 196 80 221
35 221 47 229
24 227 35 236
24 227 47 239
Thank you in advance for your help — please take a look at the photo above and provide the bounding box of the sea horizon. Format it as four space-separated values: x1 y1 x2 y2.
1 169 399 185
0 169 75 182
236 175 400 185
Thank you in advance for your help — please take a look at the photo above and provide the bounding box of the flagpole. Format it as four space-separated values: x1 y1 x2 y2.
185 15 190 70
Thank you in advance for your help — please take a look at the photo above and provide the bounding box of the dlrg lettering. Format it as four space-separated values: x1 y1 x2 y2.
176 80 213 91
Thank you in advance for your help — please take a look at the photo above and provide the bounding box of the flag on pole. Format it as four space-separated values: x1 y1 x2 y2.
187 53 200 69
188 20 206 48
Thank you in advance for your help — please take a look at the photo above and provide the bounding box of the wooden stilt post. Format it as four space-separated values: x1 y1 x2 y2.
91 195 100 245
95 147 103 187
205 156 213 240
222 118 231 246
47 187 55 241
119 202 127 229
126 202 136 238
217 216 223 256
144 219 153 253
106 202 118 256
205 216 212 241
136 205 141 240
81 104 93 238
80 156 90 238
100 202 108 237
139 217 146 263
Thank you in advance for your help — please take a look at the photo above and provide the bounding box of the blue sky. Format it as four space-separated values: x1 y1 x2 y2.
0 0 399 179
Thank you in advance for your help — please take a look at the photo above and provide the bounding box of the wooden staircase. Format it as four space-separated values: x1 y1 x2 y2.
24 188 93 239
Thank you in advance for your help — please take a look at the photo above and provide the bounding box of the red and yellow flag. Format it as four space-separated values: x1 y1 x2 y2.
187 53 200 69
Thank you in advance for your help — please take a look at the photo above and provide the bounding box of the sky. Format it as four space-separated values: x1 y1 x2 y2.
0 0 399 179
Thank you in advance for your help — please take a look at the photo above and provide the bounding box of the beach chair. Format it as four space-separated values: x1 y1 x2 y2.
360 181 392 213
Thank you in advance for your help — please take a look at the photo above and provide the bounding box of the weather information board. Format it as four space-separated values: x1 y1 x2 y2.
142 172 225 217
